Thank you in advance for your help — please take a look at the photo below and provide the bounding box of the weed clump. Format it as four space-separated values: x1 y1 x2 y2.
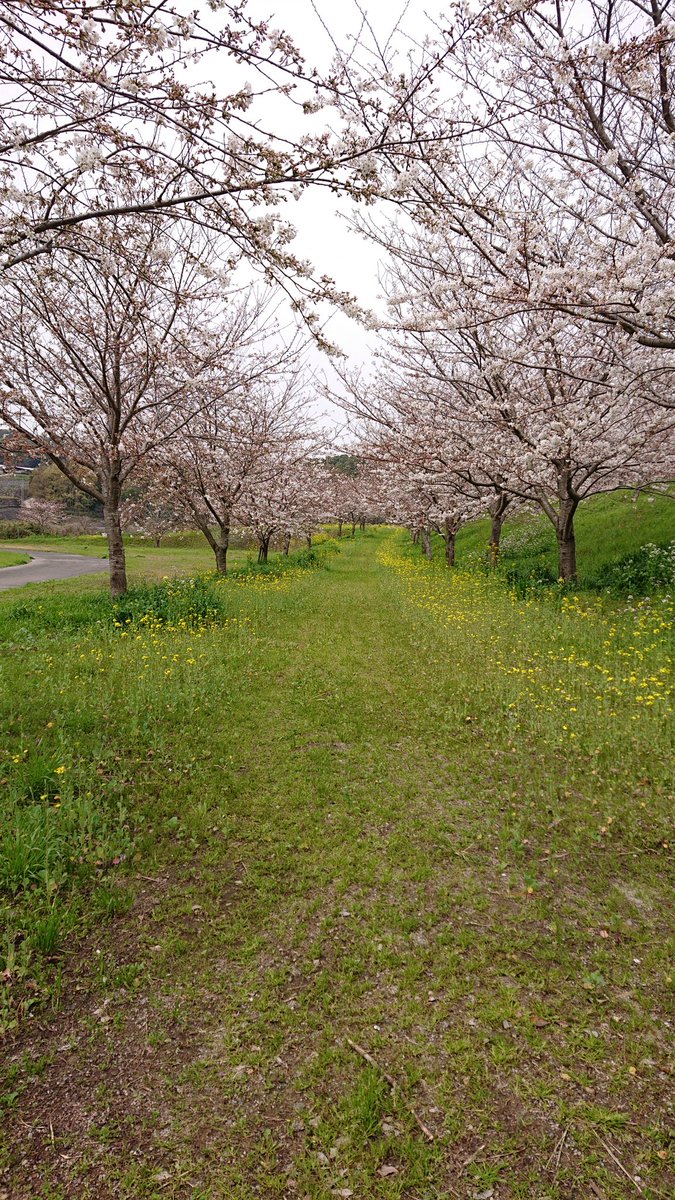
587 540 675 596
0 769 132 1033
112 574 227 629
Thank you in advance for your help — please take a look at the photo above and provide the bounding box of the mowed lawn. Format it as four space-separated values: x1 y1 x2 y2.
0 528 673 1199
0 550 30 569
0 533 250 587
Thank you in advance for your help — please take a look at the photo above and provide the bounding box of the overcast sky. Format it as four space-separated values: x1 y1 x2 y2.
226 1 439 370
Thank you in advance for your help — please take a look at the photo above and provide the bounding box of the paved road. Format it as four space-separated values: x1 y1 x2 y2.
0 550 108 590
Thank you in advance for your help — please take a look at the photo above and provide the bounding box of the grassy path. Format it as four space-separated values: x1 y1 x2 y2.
1 532 672 1199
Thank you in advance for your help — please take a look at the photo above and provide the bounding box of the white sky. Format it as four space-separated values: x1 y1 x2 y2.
227 0 439 368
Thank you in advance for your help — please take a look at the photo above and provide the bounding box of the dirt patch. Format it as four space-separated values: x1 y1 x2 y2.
1 863 247 1199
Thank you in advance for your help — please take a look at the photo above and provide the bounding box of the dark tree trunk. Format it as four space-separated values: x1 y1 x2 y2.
351 520 356 536
359 518 366 531
411 528 420 545
488 491 511 567
197 515 229 574
421 527 432 560
556 501 577 582
154 535 162 548
306 534 312 549
538 479 578 584
282 531 291 555
489 514 503 565
443 517 457 567
214 523 230 574
103 476 127 597
258 536 270 564
337 520 343 538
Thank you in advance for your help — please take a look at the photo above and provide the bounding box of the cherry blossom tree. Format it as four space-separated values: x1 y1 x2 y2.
457 315 673 580
342 254 674 580
322 462 372 538
0 207 258 594
352 416 484 564
331 355 509 565
121 495 180 548
270 460 331 555
459 0 675 351
0 0 458 326
151 366 311 575
20 497 67 534
346 0 675 358
237 452 315 563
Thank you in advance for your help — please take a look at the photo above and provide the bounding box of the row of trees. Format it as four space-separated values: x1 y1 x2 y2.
331 0 675 578
338 289 673 580
0 2 399 593
0 203 376 591
0 2 673 590
126 457 370 558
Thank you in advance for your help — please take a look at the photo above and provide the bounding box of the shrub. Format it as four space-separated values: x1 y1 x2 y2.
0 520 42 539
492 523 559 595
501 560 558 597
499 525 556 560
588 541 675 596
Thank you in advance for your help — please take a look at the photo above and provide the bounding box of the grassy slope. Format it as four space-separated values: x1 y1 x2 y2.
0 509 673 1199
456 488 675 580
0 549 30 568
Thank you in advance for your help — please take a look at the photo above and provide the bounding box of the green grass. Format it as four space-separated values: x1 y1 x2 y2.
0 549 30 568
0 532 246 577
0 501 673 1198
456 487 675 590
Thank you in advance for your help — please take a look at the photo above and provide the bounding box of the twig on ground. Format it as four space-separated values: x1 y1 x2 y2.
593 1131 643 1195
545 1127 568 1173
589 1183 606 1199
345 1037 435 1142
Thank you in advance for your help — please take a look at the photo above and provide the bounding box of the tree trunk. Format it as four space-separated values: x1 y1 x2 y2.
537 479 578 584
443 517 457 567
197 516 229 574
306 534 312 549
103 478 127 597
411 528 420 545
351 520 356 537
557 501 577 582
214 524 230 574
488 492 510 567
282 531 291 555
489 514 503 566
337 520 343 538
421 527 432 561
359 518 366 531
258 536 270 564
